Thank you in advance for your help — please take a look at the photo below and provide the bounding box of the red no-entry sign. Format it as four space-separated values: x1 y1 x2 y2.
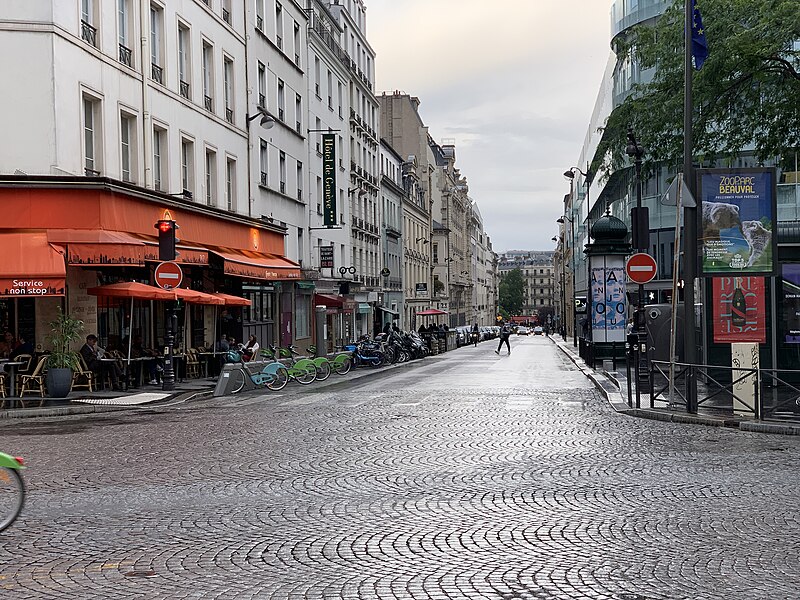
154 261 183 290
626 253 657 285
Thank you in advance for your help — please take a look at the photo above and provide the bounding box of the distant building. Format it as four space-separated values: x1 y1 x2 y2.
497 251 556 317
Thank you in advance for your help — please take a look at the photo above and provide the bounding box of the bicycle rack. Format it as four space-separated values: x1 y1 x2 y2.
214 362 259 396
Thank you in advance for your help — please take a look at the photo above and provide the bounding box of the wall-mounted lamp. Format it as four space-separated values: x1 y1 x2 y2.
308 127 341 133
246 106 276 129
415 237 429 244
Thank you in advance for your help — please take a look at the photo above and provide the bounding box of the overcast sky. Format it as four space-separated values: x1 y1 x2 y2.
367 0 613 253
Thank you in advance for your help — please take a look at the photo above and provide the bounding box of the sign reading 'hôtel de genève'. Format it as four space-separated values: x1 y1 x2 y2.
322 133 337 227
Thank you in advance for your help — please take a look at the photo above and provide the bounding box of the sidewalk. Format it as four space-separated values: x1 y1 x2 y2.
549 335 800 436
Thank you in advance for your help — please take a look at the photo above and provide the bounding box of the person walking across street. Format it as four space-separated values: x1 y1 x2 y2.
495 321 512 355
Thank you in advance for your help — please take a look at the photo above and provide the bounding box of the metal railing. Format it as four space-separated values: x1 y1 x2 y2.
260 171 267 186
225 107 233 123
81 20 97 47
204 95 213 111
222 8 230 24
151 63 163 84
118 44 132 67
180 80 190 98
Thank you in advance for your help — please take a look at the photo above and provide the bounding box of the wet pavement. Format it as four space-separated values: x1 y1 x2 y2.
1 335 800 599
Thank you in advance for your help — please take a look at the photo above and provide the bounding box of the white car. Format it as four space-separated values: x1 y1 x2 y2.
533 326 544 335
517 326 529 336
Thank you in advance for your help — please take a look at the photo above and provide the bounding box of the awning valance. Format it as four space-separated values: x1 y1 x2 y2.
378 306 400 316
0 232 66 297
357 303 371 313
314 293 343 308
87 281 176 301
211 247 301 281
212 292 252 306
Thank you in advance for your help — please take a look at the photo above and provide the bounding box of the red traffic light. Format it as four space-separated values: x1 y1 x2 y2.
157 220 173 233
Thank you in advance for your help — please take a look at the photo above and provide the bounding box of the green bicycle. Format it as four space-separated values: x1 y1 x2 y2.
0 452 25 532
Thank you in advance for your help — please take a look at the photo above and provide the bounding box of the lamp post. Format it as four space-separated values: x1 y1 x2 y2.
626 129 649 405
552 235 565 339
557 215 577 347
564 166 593 347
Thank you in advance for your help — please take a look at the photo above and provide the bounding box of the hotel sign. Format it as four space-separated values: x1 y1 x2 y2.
319 245 334 269
322 133 337 227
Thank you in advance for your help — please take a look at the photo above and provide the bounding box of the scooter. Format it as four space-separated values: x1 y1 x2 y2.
0 452 25 532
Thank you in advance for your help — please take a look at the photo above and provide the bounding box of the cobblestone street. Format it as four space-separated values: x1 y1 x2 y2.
2 336 800 599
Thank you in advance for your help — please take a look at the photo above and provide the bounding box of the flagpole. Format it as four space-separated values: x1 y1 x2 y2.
683 0 698 412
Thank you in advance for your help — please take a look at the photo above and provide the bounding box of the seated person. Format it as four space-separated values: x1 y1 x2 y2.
80 334 122 391
242 335 259 361
10 334 34 360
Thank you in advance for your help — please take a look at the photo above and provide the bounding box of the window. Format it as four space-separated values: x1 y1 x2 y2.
432 244 438 263
223 57 234 123
150 5 163 84
225 158 235 211
337 82 343 117
295 93 301 133
205 149 217 206
296 160 303 201
120 113 134 182
277 79 285 121
279 151 286 194
257 62 266 107
181 138 194 196
255 0 264 31
81 0 97 47
327 69 332 109
82 95 101 176
118 0 132 66
152 126 166 190
202 41 214 111
275 3 283 50
293 21 300 65
295 294 310 338
259 140 268 186
314 57 321 98
178 24 190 98
221 0 231 24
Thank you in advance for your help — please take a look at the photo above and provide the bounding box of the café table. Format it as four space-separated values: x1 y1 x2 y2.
197 352 219 378
99 357 127 391
2 360 25 403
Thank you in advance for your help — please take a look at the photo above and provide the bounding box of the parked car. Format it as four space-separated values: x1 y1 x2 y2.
533 326 544 335
517 326 529 336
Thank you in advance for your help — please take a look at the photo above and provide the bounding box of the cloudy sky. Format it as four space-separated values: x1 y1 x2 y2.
367 0 614 253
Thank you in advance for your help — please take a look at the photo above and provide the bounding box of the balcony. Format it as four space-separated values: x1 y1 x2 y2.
276 35 282 50
118 44 132 67
222 8 230 24
295 53 300 66
256 15 263 31
296 121 301 134
258 93 265 108
204 95 213 111
260 171 267 186
278 108 284 122
279 181 285 194
180 80 190 99
225 107 233 124
151 63 163 84
84 167 101 177
80 20 97 47
297 188 303 201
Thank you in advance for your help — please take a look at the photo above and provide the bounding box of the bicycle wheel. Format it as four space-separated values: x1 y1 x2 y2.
0 467 25 533
229 368 246 393
333 355 352 375
314 360 332 382
293 365 316 385
266 366 289 391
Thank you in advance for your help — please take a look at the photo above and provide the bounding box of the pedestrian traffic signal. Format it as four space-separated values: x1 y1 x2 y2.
155 219 178 261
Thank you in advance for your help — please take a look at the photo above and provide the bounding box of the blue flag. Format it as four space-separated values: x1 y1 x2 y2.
691 0 709 70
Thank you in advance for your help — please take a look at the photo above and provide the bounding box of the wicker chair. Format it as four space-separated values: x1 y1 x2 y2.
71 355 95 392
185 349 200 379
13 354 33 389
19 355 49 405
0 372 6 402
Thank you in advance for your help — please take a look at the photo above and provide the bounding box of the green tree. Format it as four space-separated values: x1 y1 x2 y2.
499 269 524 316
596 0 800 173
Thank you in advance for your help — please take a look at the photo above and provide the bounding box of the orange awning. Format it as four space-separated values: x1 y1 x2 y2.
87 281 177 301
212 292 252 306
0 232 66 297
211 248 301 281
172 288 225 305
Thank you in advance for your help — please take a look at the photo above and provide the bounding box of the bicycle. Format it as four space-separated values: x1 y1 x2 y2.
225 351 289 393
264 345 317 385
0 453 25 533
284 345 332 382
309 345 353 375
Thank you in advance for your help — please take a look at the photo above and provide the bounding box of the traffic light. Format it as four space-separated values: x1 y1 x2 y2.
155 219 178 261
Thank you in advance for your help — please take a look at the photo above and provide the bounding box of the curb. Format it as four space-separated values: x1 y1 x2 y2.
549 337 800 435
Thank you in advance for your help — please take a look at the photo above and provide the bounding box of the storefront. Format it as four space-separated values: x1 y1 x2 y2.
0 177 299 352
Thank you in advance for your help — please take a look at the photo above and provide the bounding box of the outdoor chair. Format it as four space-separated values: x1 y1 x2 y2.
71 355 95 393
13 354 33 389
0 372 6 401
18 355 49 405
185 349 200 379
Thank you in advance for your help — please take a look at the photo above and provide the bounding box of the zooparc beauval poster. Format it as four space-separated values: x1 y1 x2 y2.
699 168 776 276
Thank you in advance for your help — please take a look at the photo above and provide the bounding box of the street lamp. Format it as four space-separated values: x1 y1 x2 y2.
552 235 565 341
556 215 578 347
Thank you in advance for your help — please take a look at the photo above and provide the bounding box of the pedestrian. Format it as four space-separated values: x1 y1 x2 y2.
495 321 512 355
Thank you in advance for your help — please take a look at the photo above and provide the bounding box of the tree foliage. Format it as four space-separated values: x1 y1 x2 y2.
596 0 800 174
499 269 524 316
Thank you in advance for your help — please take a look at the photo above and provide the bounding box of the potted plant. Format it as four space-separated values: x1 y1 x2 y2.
45 308 84 399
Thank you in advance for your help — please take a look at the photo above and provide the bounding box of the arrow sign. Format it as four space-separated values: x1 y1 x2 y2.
626 253 657 285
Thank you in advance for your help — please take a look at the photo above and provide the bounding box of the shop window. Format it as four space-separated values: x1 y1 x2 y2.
295 295 310 338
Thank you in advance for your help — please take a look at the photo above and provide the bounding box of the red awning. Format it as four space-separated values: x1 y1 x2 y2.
0 232 66 297
87 282 176 301
314 293 343 308
212 292 252 306
211 247 301 281
416 308 448 316
172 288 225 305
